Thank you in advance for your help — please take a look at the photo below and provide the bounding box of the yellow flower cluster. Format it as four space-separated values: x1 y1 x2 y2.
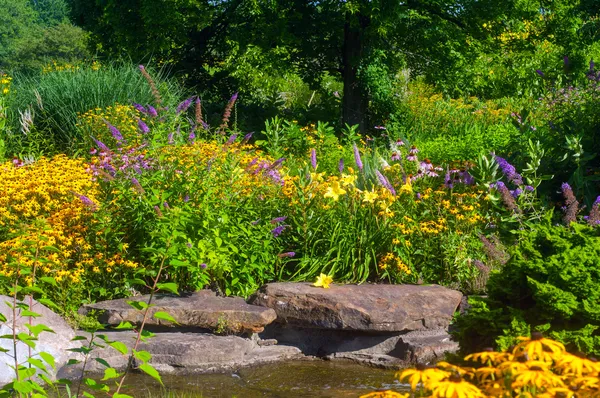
364 334 600 398
77 104 146 147
42 61 81 74
0 156 137 284
0 74 11 96
379 252 411 275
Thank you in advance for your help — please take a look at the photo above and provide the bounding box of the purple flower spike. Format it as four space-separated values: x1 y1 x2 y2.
271 216 287 224
310 149 317 170
176 96 195 114
138 118 150 134
242 132 253 143
189 131 196 143
338 158 344 174
375 170 396 196
278 252 296 258
75 194 97 211
133 103 147 114
226 134 238 145
93 138 110 153
168 132 174 144
353 144 363 171
200 263 207 269
147 105 158 117
105 121 124 142
271 225 287 238
536 69 545 77
494 155 523 186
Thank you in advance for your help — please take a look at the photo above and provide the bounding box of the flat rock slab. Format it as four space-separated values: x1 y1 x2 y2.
249 283 463 332
79 291 277 334
0 295 81 385
57 331 302 378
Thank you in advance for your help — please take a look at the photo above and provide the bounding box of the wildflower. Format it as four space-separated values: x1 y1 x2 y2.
324 181 347 201
310 148 317 170
242 132 253 143
396 139 405 146
375 170 396 196
511 361 565 389
494 155 523 185
561 182 579 225
391 152 401 161
168 132 174 144
200 263 207 269
399 178 412 194
270 216 287 224
313 273 333 289
277 252 296 258
587 196 600 226
363 190 379 203
536 69 545 77
154 205 163 218
137 118 150 134
340 174 357 187
397 364 448 391
353 144 363 171
406 150 418 162
494 181 521 213
93 138 111 153
131 177 145 194
189 131 196 143
75 194 97 211
176 96 195 114
271 225 288 238
338 158 344 173
513 332 566 362
219 92 238 133
147 105 158 117
428 374 485 398
133 103 147 114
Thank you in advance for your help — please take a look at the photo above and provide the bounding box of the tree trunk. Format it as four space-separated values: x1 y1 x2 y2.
342 12 368 134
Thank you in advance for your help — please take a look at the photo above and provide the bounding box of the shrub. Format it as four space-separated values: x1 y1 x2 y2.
453 216 600 356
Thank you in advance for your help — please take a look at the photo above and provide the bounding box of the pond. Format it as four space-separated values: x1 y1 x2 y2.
122 360 409 397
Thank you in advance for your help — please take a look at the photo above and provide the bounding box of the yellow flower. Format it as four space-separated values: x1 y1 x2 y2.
399 179 412 194
363 190 379 203
340 173 357 187
313 273 333 289
324 181 346 201
360 392 409 398
397 366 449 391
427 374 484 398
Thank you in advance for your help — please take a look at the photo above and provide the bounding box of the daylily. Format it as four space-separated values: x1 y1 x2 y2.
313 273 333 289
324 181 346 201
363 190 379 203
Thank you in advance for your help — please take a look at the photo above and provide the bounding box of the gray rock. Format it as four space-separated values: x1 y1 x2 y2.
0 295 81 385
79 291 277 334
249 283 463 332
58 331 303 378
261 324 458 367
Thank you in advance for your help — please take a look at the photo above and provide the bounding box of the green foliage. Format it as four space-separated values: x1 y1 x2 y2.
453 218 600 355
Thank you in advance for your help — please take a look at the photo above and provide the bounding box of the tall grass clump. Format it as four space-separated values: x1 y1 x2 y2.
5 62 183 156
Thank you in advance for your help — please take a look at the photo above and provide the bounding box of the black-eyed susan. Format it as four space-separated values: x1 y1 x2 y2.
512 332 566 362
397 364 449 391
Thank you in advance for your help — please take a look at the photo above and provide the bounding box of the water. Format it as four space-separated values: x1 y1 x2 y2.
122 360 409 397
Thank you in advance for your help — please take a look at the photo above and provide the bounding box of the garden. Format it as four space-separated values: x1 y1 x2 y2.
1 0 600 397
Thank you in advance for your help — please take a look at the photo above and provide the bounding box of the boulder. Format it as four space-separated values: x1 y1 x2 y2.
79 290 277 334
249 283 463 332
58 331 303 378
0 295 81 385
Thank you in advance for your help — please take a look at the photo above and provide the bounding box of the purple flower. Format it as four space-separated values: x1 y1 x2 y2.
270 158 285 169
93 138 111 153
564 56 569 66
184 194 190 202
75 194 97 210
391 152 401 161
105 121 124 142
374 126 386 130
536 69 545 77
444 171 453 189
186 242 192 248
561 182 579 225
338 158 344 173
375 170 396 196
525 185 535 192
147 105 158 117
163 201 170 209
353 144 363 171
168 132 174 144
416 192 421 199
176 96 195 114
271 216 287 224
511 188 523 198
242 132 253 143
189 131 196 143
310 149 317 170
133 103 147 114
271 225 287 238
278 252 296 258
494 155 523 186
200 263 207 269
226 134 238 145
138 118 150 134
154 205 163 218
90 148 97 155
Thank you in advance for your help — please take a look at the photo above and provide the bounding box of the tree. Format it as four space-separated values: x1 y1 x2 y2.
69 0 515 131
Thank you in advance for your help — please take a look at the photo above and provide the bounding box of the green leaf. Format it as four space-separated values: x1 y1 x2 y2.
26 358 48 373
109 341 128 355
42 245 62 253
169 259 188 267
140 330 155 342
127 278 148 287
25 323 55 337
156 283 178 295
153 311 178 324
113 394 133 398
82 392 95 398
84 378 109 392
39 276 58 287
13 380 34 394
0 313 6 322
71 335 89 341
20 309 42 318
139 363 163 385
66 359 81 365
94 358 111 368
39 352 56 369
127 300 148 311
101 367 119 380
133 349 152 363
114 321 134 330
